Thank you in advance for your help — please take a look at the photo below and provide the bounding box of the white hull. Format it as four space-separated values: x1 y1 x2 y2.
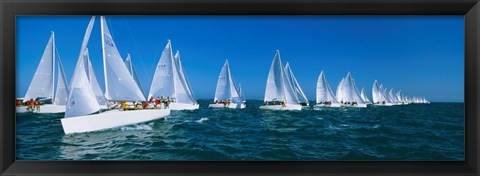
168 103 199 110
314 103 341 108
340 104 367 108
16 104 65 113
373 103 394 106
259 104 302 111
61 108 170 134
208 103 246 109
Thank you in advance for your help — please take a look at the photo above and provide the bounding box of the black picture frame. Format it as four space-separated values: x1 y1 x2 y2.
1 0 478 175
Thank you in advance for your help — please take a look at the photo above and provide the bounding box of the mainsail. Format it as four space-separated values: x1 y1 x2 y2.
65 16 100 118
214 60 241 103
284 62 308 104
101 16 145 102
149 40 175 99
24 32 55 102
336 78 345 102
316 71 338 104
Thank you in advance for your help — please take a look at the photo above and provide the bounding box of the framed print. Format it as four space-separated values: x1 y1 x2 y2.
1 0 479 175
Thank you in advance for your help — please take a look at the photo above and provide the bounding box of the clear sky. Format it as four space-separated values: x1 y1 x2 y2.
16 16 464 102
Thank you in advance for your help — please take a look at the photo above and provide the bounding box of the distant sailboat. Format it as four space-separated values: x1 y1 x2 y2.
259 50 302 110
208 60 246 109
237 83 246 103
372 80 393 106
61 16 170 134
148 41 199 110
360 88 371 104
16 32 69 113
284 62 309 107
336 72 367 108
314 71 340 108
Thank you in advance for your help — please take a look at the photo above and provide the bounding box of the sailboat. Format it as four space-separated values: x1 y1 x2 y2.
336 72 367 108
60 16 170 134
360 88 371 104
16 32 69 113
259 50 302 110
314 71 341 108
372 80 393 106
237 83 246 103
148 41 199 110
284 62 309 107
208 60 246 109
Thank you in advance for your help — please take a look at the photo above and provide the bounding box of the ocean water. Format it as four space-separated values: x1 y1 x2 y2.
16 100 464 160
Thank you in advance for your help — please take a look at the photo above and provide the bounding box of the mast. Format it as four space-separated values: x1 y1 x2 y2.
127 53 133 77
100 16 109 100
168 40 177 100
51 31 56 101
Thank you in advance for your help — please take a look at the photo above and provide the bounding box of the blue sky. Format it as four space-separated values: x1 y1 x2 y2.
16 16 464 102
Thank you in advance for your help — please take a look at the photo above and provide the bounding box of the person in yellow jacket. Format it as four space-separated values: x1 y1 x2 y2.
121 101 130 111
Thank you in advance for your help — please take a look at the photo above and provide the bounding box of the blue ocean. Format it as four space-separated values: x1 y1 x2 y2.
16 100 464 160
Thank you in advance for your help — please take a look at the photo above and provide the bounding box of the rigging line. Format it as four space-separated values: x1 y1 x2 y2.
123 17 149 93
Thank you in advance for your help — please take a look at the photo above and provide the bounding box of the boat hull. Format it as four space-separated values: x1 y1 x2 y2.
208 103 246 109
168 103 199 110
373 103 394 106
16 104 66 113
341 104 367 108
259 104 302 110
61 108 171 134
314 103 341 108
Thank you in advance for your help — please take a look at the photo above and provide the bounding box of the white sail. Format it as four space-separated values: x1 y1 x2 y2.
336 78 345 102
264 50 286 102
65 16 100 118
24 32 55 102
124 53 145 98
264 50 299 105
372 80 380 103
149 40 175 99
53 50 69 105
316 71 338 104
173 50 197 104
238 83 246 102
360 88 370 103
84 48 107 105
101 16 145 101
341 72 365 103
285 63 308 104
214 60 241 103
378 84 392 103
388 88 398 103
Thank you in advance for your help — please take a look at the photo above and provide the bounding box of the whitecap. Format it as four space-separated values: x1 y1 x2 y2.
120 123 154 131
195 117 209 123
